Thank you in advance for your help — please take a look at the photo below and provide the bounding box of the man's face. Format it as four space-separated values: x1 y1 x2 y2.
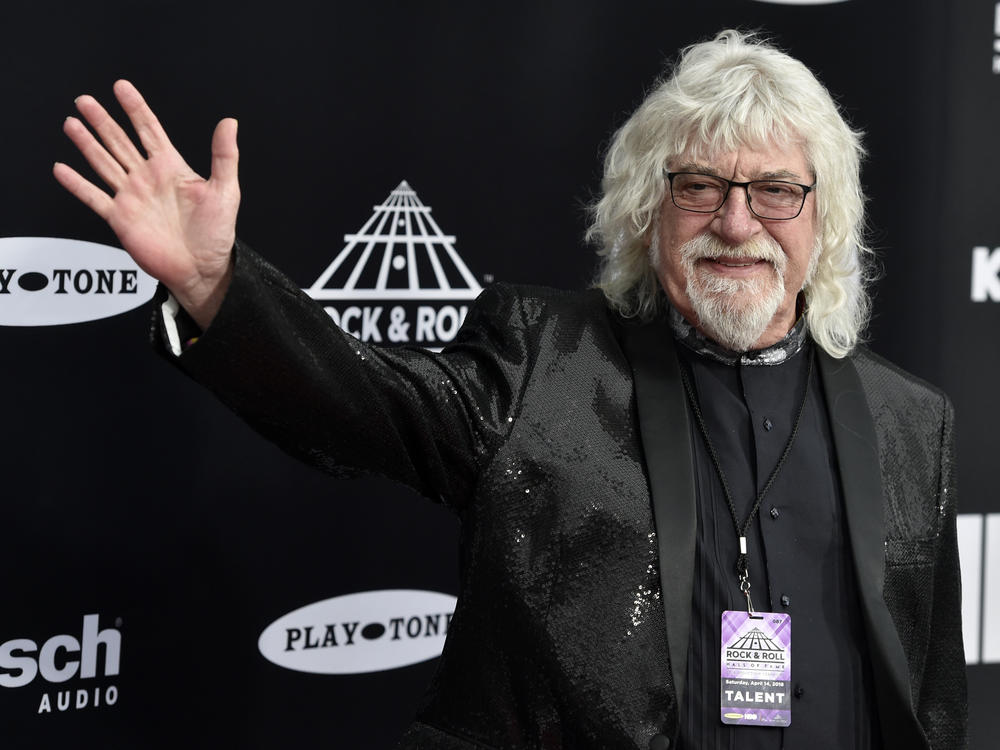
652 141 818 351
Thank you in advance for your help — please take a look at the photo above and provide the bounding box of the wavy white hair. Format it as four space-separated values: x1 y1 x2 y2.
588 29 873 358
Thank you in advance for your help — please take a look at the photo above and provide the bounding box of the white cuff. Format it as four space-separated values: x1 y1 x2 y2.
161 294 182 357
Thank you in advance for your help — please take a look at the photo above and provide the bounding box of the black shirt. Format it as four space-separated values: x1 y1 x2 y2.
674 325 879 749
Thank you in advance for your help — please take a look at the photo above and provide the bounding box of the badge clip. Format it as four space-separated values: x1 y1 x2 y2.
737 537 762 619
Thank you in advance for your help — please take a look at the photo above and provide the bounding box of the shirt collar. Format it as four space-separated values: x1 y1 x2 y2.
668 304 808 366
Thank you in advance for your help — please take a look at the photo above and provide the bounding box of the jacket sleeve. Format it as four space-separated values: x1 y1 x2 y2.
917 394 968 749
151 240 535 511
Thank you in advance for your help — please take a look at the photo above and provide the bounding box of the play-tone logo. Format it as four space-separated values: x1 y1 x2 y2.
304 182 483 348
258 589 456 675
0 237 156 326
0 614 122 715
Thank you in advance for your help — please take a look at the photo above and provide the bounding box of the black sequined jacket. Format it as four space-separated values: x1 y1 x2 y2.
155 243 966 749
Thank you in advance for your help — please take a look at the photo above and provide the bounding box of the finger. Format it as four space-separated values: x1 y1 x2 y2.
63 116 128 191
113 80 174 158
74 93 145 172
53 162 115 220
209 118 239 187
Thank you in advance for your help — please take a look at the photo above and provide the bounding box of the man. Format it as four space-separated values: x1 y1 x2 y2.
54 30 965 750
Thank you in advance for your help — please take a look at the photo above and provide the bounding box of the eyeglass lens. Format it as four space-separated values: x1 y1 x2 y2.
670 173 807 220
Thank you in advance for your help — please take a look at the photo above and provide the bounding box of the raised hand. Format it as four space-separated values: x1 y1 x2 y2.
53 80 240 330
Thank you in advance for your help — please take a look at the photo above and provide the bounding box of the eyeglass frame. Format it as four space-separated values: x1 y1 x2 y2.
665 171 816 221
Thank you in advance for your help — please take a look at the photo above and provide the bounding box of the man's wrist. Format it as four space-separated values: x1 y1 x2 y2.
169 254 235 332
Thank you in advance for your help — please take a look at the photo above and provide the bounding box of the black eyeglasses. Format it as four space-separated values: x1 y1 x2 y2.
666 171 815 220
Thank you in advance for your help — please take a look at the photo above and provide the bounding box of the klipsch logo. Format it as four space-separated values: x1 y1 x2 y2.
258 589 456 675
304 182 484 348
0 237 156 326
972 246 1000 301
0 614 121 715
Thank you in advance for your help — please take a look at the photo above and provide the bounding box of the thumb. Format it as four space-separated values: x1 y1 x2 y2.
210 117 239 187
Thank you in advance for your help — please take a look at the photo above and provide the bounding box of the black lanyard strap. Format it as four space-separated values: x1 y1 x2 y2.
678 347 815 609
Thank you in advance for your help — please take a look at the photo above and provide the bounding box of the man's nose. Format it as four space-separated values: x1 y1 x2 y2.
712 185 762 246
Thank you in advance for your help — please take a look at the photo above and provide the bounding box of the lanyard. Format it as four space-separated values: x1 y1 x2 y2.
678 349 815 614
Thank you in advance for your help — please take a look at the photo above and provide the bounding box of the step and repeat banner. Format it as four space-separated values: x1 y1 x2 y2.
1 1 996 747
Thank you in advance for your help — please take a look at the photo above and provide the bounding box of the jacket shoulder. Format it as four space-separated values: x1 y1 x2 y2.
845 346 955 540
849 346 952 414
475 283 611 320
454 283 614 342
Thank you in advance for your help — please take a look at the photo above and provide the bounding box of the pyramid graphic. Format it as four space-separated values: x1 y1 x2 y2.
727 627 784 653
306 181 482 301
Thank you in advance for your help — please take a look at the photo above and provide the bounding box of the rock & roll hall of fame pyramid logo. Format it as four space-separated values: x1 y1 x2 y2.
304 181 484 349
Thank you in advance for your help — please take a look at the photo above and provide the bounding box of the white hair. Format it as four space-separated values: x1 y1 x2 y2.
588 29 873 358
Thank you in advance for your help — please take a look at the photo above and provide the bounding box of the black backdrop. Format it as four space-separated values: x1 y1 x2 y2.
0 1 996 747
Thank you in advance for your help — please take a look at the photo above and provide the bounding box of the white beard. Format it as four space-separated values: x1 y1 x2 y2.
672 233 789 352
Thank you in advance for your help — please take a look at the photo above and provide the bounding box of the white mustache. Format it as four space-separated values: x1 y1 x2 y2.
679 233 787 273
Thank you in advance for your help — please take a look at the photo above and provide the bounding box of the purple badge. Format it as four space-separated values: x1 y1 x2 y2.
720 610 791 727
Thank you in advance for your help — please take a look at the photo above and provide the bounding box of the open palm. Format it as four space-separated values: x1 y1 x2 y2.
53 80 239 329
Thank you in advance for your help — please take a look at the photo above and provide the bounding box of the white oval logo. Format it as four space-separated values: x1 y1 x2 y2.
751 0 849 4
0 237 156 326
258 589 457 675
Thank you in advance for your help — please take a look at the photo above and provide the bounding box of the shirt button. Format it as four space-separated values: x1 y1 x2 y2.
780 594 791 607
649 733 671 750
770 507 779 520
762 417 773 431
794 684 805 698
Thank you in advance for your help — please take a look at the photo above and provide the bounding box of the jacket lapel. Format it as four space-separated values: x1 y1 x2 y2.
817 351 927 749
619 316 697 711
